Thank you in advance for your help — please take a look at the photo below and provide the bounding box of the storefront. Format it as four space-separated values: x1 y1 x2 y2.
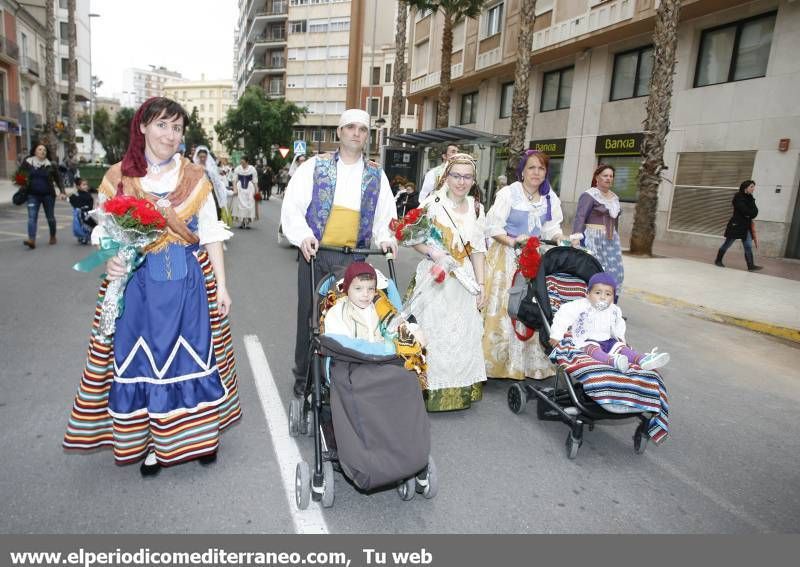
529 138 566 195
594 133 644 202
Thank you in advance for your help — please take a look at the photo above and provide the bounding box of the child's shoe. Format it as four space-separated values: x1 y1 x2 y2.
640 348 670 370
612 353 629 372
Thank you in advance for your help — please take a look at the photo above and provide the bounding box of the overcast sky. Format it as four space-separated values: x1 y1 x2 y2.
90 0 238 98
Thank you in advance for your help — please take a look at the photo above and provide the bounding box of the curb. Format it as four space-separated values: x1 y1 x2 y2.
626 288 800 344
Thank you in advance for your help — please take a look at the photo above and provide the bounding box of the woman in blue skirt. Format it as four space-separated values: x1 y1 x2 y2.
64 97 242 477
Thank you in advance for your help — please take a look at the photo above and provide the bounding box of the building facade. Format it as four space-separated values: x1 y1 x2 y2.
121 65 185 108
164 77 236 158
94 96 120 119
0 0 23 176
54 0 90 104
407 0 800 258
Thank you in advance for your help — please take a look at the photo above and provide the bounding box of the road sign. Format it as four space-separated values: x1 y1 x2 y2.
278 146 290 159
293 140 306 155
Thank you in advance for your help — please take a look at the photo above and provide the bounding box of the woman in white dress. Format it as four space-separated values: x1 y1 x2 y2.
232 157 257 228
409 154 488 412
483 150 564 380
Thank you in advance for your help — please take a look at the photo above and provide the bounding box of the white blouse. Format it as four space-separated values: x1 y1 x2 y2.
91 155 232 246
549 297 627 348
485 182 564 241
421 189 487 254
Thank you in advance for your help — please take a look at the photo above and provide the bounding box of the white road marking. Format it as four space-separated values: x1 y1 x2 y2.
243 334 329 534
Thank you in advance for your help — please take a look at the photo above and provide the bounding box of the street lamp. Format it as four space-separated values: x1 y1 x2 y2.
375 116 386 161
88 13 100 163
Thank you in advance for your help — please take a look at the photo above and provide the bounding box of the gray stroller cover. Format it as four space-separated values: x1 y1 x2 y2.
320 336 430 491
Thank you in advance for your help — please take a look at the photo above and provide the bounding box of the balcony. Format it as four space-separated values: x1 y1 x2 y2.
0 99 22 121
21 111 43 130
0 35 20 62
532 0 635 52
409 62 464 94
21 56 40 77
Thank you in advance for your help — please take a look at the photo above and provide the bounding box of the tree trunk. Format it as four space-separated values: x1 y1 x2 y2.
44 0 58 160
67 0 77 160
506 0 536 182
390 1 408 137
629 0 681 256
435 10 454 129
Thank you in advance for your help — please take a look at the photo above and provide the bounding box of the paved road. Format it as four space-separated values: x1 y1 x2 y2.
1 198 798 534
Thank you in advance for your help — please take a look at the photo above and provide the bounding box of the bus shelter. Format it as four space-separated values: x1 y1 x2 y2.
384 126 509 206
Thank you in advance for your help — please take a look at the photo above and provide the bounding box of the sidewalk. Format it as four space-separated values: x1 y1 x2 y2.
623 250 800 344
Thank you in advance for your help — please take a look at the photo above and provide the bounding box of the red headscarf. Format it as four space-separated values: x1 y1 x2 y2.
120 97 161 180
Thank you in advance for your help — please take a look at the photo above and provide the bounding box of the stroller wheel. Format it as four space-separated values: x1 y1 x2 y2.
420 455 438 499
507 383 527 415
397 477 416 501
321 461 335 508
303 408 314 437
295 461 311 509
288 399 301 437
565 432 582 460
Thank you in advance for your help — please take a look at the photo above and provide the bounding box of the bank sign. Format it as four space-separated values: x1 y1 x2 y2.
529 138 566 157
595 133 644 156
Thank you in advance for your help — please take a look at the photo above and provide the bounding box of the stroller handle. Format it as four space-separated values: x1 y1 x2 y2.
316 244 391 256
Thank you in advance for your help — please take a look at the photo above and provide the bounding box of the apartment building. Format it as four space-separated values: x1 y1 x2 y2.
407 0 800 258
15 7 47 158
164 77 236 158
94 96 120 119
0 0 23 176
121 66 186 108
235 0 289 101
54 0 90 104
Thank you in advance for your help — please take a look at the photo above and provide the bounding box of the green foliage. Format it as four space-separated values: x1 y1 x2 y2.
77 108 112 154
104 107 135 165
215 86 306 162
184 107 211 152
405 0 485 19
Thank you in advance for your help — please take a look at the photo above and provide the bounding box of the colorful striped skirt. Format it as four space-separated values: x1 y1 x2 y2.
63 249 242 466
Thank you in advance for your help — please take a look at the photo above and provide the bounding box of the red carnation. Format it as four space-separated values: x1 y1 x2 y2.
104 195 139 216
14 172 27 186
404 208 422 224
518 237 542 280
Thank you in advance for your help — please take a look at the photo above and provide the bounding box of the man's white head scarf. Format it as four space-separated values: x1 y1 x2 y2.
338 109 370 129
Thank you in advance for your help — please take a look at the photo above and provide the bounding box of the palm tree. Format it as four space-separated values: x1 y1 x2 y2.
44 0 58 159
390 1 409 137
408 0 486 128
506 0 536 181
66 0 77 161
629 0 682 255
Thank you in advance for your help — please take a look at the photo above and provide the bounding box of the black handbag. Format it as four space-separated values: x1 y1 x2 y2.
12 188 28 206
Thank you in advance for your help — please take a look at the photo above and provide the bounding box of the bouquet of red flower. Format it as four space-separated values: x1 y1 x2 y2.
10 168 30 206
73 194 167 339
516 236 542 280
389 207 430 245
12 169 28 187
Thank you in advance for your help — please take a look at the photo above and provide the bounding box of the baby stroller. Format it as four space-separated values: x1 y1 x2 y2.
288 245 437 509
506 242 669 459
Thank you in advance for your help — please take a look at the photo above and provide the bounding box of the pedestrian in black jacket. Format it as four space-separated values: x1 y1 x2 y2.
715 179 762 271
20 144 66 249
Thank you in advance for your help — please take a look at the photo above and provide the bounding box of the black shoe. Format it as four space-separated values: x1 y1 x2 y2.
198 451 217 466
714 260 725 267
748 265 763 272
139 460 160 477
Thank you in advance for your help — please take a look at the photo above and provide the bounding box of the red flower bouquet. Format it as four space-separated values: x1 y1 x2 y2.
12 170 28 187
389 207 429 245
517 236 542 280
73 194 167 339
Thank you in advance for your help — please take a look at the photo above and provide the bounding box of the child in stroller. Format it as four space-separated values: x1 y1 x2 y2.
548 272 670 372
290 249 436 510
68 178 96 245
507 244 670 459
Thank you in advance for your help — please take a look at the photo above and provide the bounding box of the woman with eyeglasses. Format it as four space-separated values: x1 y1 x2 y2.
408 153 488 412
482 150 564 381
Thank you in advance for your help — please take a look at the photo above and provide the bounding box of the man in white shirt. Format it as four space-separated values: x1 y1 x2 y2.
280 108 398 396
418 143 460 202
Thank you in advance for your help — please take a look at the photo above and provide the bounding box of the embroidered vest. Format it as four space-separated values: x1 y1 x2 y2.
305 153 381 248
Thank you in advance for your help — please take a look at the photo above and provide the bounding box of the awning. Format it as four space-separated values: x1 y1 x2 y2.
387 126 508 146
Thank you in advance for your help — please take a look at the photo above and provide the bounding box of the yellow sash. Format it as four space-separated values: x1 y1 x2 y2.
321 206 359 247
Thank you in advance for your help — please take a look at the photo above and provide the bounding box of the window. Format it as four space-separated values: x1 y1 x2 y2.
669 151 757 234
308 19 328 33
412 40 429 77
369 97 379 115
499 81 513 118
290 20 307 33
326 74 347 87
200 90 205 98
535 0 554 15
59 22 69 43
209 104 214 112
385 63 392 83
286 75 303 88
329 18 350 32
540 66 573 111
610 46 654 100
407 99 415 115
60 58 69 80
200 104 205 111
460 91 478 124
382 96 390 115
290 0 308 6
288 48 302 61
595 156 640 202
482 2 504 39
371 66 381 85
312 129 324 142
695 12 776 87
328 45 349 59
306 75 325 88
307 47 327 60
59 0 68 8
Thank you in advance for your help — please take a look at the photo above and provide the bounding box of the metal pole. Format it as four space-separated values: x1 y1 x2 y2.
365 0 378 157
88 14 100 163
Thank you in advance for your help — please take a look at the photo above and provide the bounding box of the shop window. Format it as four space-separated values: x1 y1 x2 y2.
596 155 641 203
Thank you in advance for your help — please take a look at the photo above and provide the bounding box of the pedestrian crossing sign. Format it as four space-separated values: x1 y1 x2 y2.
293 140 307 155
